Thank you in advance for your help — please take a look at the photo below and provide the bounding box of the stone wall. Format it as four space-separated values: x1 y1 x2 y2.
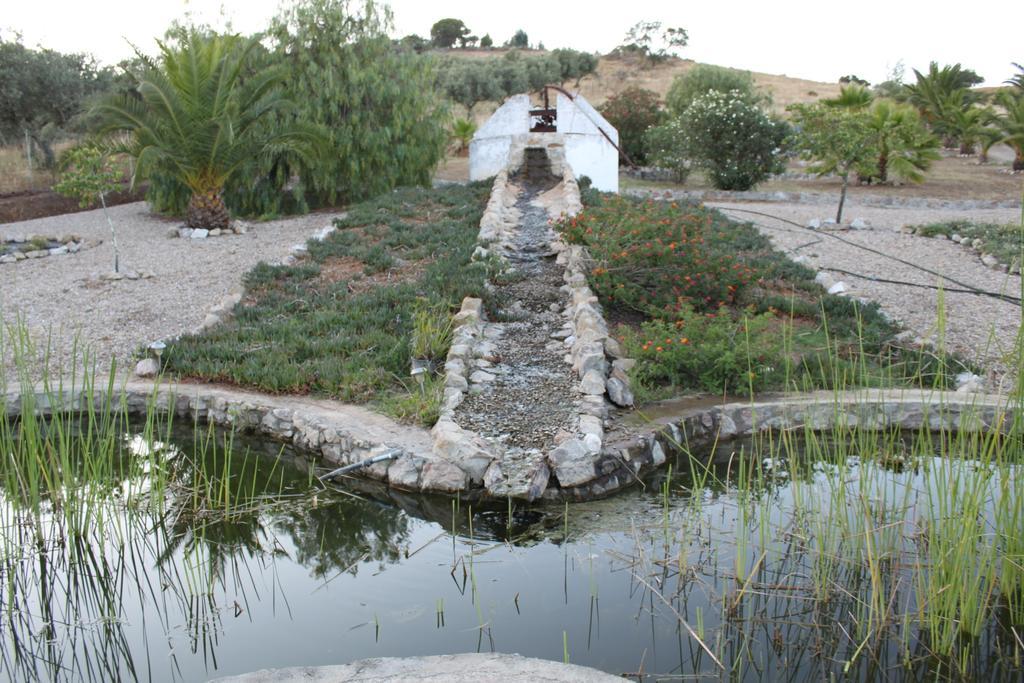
2 381 435 489
554 389 1015 500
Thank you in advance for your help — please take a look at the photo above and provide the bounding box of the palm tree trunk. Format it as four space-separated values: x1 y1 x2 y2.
186 188 231 229
878 153 888 184
1014 152 1024 172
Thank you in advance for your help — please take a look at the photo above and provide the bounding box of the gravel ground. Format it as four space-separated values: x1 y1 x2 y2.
709 200 1022 391
3 195 1021 392
1 201 345 378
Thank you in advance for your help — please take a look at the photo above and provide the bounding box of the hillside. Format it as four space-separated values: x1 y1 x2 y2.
442 49 843 121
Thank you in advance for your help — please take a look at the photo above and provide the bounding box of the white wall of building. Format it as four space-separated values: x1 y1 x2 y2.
468 92 619 193
556 93 619 193
469 95 530 181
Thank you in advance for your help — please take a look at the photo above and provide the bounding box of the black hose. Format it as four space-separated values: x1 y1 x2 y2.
824 267 1022 304
713 206 1021 306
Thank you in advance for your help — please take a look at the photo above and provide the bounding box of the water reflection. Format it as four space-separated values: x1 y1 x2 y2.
0 420 1021 681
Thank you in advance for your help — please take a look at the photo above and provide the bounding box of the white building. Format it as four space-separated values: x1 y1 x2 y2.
469 91 620 193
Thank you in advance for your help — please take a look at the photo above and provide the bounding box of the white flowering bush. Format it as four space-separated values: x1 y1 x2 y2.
644 117 691 183
650 90 788 191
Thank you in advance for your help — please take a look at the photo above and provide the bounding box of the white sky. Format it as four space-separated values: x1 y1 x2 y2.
2 0 1019 86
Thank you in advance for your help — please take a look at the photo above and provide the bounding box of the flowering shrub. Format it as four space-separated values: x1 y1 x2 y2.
557 196 759 315
618 304 783 395
644 117 691 183
662 90 788 191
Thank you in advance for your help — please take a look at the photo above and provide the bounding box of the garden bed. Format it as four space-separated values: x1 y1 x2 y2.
163 182 494 424
0 183 146 223
557 190 975 402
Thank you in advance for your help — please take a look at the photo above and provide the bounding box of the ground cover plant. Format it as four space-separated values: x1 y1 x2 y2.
162 182 493 425
558 191 970 399
910 219 1023 268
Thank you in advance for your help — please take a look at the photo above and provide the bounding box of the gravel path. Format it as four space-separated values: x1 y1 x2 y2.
1 201 345 377
709 200 1022 391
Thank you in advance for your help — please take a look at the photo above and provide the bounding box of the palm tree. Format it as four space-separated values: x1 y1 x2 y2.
993 91 1024 171
944 102 996 155
904 62 984 147
449 118 477 155
95 33 321 229
1006 63 1024 91
857 100 941 184
822 84 873 109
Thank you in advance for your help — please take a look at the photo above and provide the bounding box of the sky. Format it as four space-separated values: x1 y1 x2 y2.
2 0 1019 86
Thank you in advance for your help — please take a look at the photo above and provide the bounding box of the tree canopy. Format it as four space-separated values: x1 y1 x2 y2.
430 18 470 48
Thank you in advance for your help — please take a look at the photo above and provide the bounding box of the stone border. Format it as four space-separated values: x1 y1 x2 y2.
544 166 637 489
2 380 435 489
3 381 1013 503
627 187 1022 211
210 653 621 683
173 222 250 240
428 171 516 494
552 389 1015 500
0 232 98 265
904 225 1021 275
136 222 344 377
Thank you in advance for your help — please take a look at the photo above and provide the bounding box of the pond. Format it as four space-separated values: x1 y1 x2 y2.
1 409 1022 682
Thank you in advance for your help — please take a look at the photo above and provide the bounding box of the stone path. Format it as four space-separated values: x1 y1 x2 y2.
429 150 635 501
452 172 579 497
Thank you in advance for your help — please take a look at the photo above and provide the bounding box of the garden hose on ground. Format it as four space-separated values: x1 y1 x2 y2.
713 206 1022 306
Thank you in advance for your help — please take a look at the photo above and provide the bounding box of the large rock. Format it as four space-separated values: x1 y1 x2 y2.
579 369 606 395
387 455 424 489
210 653 622 683
606 376 635 408
134 358 160 378
431 419 494 484
548 438 596 487
420 459 468 493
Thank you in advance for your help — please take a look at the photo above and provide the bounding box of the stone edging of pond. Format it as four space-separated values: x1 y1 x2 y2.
2 381 1014 503
209 652 621 682
627 187 1022 211
0 232 99 265
564 389 1016 501
3 380 436 488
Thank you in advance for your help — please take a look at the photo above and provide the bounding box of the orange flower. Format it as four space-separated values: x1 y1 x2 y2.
680 337 689 345
655 346 663 352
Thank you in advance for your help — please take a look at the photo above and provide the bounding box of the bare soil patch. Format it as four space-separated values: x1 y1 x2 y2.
0 184 147 223
315 255 429 293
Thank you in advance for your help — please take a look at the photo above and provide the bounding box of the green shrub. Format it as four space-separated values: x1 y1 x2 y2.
619 304 783 396
672 91 788 191
598 87 663 165
908 220 1023 269
665 64 762 116
643 117 690 183
556 195 759 314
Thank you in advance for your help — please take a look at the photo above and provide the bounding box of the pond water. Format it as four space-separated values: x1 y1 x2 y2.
1 420 1021 682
